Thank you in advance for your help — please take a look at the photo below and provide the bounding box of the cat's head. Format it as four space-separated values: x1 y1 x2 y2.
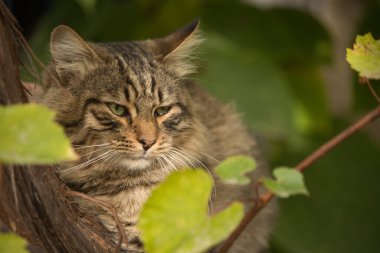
44 20 206 172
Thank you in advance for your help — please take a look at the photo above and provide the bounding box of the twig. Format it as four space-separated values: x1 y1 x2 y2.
363 78 380 104
217 105 380 253
65 190 128 251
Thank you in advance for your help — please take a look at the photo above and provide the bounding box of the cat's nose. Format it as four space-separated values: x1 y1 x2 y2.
138 137 156 151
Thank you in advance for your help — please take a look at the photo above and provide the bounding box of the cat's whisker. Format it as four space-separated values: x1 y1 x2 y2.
156 157 166 170
81 151 115 169
100 150 118 168
164 151 215 213
171 148 217 200
164 155 177 172
77 146 110 158
172 148 208 169
109 151 124 168
200 152 221 164
72 143 111 150
166 151 188 169
170 149 197 169
171 149 215 213
161 154 177 172
62 150 114 175
158 156 170 173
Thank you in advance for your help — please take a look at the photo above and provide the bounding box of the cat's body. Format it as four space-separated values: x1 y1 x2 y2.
38 21 276 252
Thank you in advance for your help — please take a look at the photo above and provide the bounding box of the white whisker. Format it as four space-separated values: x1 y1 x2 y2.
170 149 198 169
166 152 188 169
200 152 221 164
61 150 114 175
72 143 110 150
78 146 109 158
156 157 166 170
161 154 177 172
171 147 217 204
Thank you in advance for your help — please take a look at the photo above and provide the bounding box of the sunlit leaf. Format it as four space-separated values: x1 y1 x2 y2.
0 233 28 253
263 167 309 198
0 104 77 164
347 33 380 79
138 169 244 253
215 155 256 185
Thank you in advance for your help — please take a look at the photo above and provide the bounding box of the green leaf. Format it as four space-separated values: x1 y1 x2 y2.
346 33 380 79
138 169 244 253
214 155 256 185
0 104 77 164
0 233 28 253
263 167 309 198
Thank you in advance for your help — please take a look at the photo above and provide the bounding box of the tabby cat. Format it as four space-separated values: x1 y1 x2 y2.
38 20 276 252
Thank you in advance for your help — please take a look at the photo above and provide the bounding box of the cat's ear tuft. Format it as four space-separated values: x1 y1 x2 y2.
145 20 204 77
50 25 100 82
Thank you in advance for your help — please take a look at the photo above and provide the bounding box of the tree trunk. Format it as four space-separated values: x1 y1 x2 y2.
0 2 117 252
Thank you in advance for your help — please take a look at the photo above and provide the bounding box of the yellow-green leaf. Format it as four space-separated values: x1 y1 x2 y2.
0 104 76 164
346 33 380 79
214 155 256 185
138 169 244 253
263 167 309 198
0 233 28 253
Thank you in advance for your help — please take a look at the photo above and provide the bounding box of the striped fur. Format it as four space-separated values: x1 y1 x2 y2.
38 21 276 252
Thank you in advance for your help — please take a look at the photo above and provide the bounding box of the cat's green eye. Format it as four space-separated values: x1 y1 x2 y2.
154 106 171 117
108 103 127 116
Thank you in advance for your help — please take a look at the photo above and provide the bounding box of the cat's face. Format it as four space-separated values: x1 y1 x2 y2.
45 21 205 172
70 53 192 170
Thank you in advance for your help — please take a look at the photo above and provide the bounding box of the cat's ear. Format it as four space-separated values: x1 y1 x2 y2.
50 25 100 82
144 20 203 76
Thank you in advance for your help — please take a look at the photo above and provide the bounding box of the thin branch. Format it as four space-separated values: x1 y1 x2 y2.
217 105 380 253
366 79 380 104
65 190 128 251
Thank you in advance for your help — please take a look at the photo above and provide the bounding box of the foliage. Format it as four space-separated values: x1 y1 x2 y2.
263 167 309 198
346 33 380 79
0 104 76 164
0 233 28 253
138 169 244 253
214 155 256 185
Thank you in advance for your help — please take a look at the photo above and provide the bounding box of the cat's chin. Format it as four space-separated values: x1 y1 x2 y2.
118 157 152 171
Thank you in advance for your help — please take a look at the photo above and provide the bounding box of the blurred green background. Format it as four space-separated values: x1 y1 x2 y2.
5 0 380 252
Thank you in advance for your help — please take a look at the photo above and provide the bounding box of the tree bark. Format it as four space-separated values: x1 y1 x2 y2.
0 2 117 252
